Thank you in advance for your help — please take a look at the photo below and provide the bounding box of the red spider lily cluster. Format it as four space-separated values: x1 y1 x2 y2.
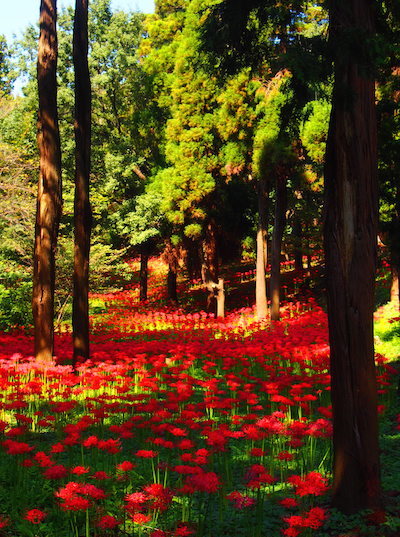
0 262 396 536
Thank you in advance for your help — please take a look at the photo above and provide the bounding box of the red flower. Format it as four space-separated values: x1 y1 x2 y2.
279 497 298 508
185 471 221 493
43 464 68 480
2 440 33 455
135 449 158 458
116 460 135 472
24 509 47 524
96 515 121 529
0 515 10 528
71 466 90 475
287 471 329 497
132 513 151 524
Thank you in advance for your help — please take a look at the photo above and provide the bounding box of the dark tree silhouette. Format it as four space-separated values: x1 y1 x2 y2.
72 0 92 363
324 0 381 512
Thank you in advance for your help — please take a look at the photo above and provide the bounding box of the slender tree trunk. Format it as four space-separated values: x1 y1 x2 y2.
167 268 178 303
256 178 268 319
201 219 219 314
72 0 92 363
293 214 303 271
32 0 62 362
270 174 287 321
164 241 179 304
216 278 225 318
324 0 381 513
139 249 148 302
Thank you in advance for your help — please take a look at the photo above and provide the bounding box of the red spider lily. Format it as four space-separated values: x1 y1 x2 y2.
2 440 33 455
96 514 121 529
90 471 111 480
276 451 294 461
245 464 275 489
71 466 90 475
116 460 135 472
131 513 152 524
227 491 256 509
33 451 53 467
287 471 329 497
144 483 174 511
0 515 10 528
135 449 158 458
43 464 68 479
24 509 47 524
55 481 106 511
184 471 221 493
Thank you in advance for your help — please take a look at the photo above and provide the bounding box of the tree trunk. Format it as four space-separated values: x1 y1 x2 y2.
184 238 202 281
324 0 381 513
139 250 149 302
201 219 219 314
32 0 62 362
72 0 92 363
256 178 268 319
164 241 179 304
270 174 287 321
293 214 303 271
216 278 225 318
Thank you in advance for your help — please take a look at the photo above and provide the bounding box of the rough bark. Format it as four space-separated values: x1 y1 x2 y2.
270 173 287 321
324 0 381 512
139 250 149 302
201 219 219 314
164 241 180 304
32 0 62 362
256 178 268 319
72 0 92 363
293 214 303 271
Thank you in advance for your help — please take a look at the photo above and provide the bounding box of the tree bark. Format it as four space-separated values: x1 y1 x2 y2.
164 241 179 304
270 173 287 321
139 249 149 302
201 219 219 314
324 0 381 512
72 0 92 363
256 178 268 319
32 0 62 362
293 213 303 271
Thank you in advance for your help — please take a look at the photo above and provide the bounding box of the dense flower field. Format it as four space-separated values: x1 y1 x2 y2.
0 263 398 537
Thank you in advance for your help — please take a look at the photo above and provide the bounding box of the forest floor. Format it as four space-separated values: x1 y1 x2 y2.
0 258 399 537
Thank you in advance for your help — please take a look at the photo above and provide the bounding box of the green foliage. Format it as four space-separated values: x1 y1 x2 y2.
300 99 331 165
0 259 32 329
0 35 14 95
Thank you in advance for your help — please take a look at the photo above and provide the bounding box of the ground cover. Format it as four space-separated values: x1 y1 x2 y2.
0 260 399 537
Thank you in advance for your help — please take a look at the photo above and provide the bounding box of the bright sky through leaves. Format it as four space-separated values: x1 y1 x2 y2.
0 0 155 42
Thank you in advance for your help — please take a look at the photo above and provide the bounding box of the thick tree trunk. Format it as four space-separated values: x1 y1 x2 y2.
32 0 62 362
164 241 179 304
139 250 149 302
324 0 381 513
184 238 202 281
201 219 219 314
270 174 287 321
256 178 268 319
72 0 92 363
